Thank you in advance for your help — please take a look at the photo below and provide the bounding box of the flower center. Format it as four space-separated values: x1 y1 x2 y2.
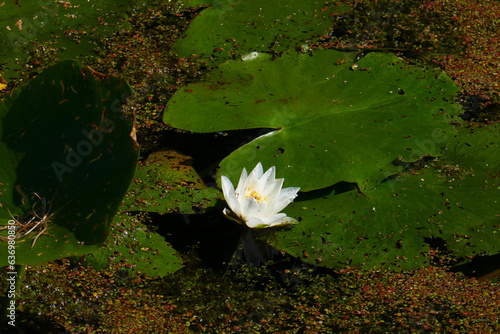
246 189 266 203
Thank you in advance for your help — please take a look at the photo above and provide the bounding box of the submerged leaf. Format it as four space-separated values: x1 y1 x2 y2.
79 212 184 277
122 150 220 214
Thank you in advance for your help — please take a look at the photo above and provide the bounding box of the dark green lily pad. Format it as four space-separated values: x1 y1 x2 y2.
122 150 220 214
0 0 134 81
78 212 184 276
165 50 462 191
175 0 349 63
267 124 500 270
0 60 138 266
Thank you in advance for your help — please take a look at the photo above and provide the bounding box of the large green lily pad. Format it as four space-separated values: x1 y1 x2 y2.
0 0 134 81
267 124 500 270
122 150 220 214
0 60 138 266
175 0 349 63
164 50 462 191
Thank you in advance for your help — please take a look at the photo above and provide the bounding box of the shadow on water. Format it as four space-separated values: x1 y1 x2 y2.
155 127 276 181
422 235 500 281
148 209 338 284
451 253 500 281
149 211 244 271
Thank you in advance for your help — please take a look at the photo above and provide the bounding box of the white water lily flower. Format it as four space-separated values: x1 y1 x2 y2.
221 162 300 228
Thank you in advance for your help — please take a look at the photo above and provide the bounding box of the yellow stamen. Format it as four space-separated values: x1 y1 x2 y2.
245 189 266 203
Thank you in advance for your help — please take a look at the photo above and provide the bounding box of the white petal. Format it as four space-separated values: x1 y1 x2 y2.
268 215 298 227
248 162 264 182
260 213 287 225
235 167 248 195
237 164 261 203
223 208 243 224
240 196 264 221
221 176 241 216
247 214 296 229
266 166 276 184
246 217 266 228
263 177 284 203
271 186 300 213
258 166 275 193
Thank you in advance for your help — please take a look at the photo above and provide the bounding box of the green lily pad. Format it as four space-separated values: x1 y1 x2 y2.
77 212 184 276
0 0 134 81
122 150 220 214
164 50 462 191
0 60 138 266
175 0 349 63
267 124 500 270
